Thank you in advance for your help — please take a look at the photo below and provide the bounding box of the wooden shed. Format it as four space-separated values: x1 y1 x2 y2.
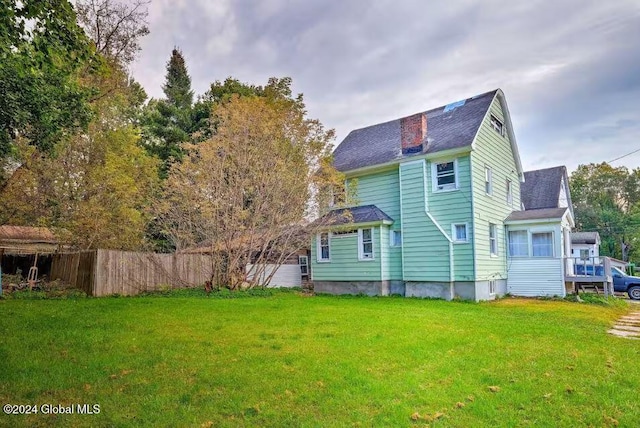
0 225 61 254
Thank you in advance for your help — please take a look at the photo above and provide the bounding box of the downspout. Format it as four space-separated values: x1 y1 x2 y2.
421 161 455 298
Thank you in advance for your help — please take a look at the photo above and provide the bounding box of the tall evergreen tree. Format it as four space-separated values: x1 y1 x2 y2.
141 47 194 177
163 48 194 110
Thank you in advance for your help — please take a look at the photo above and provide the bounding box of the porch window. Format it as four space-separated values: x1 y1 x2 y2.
359 228 374 260
532 232 554 257
485 167 493 195
508 230 528 257
506 180 513 205
452 223 468 243
489 223 498 256
433 160 458 191
318 232 330 262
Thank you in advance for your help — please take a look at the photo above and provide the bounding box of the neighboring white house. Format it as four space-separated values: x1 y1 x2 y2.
570 231 600 264
506 166 575 297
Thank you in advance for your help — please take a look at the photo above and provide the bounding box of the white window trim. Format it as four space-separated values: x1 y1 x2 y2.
389 230 402 247
316 232 331 263
490 114 504 136
451 223 469 243
299 255 309 275
531 231 555 258
485 166 493 196
489 223 498 257
489 280 496 295
506 179 513 206
431 158 459 193
358 228 375 261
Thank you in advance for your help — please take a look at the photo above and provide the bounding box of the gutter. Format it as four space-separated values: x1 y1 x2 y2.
419 161 455 294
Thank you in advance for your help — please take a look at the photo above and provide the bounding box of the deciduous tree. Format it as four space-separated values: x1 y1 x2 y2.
157 89 341 289
0 0 94 163
570 162 640 261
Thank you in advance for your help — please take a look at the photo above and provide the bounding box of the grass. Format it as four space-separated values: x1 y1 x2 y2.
0 290 638 427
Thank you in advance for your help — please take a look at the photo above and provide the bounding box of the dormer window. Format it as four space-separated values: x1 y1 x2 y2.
432 159 458 192
490 114 504 136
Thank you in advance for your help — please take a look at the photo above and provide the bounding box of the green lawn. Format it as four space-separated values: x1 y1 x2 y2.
0 290 638 427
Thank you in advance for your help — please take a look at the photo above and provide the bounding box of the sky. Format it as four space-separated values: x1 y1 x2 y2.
130 0 640 173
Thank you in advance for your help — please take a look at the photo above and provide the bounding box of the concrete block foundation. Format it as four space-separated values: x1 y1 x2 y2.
313 280 506 301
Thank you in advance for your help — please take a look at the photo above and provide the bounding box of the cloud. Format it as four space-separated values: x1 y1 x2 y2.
130 0 640 172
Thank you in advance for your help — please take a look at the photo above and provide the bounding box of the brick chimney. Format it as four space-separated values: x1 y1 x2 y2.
400 113 427 155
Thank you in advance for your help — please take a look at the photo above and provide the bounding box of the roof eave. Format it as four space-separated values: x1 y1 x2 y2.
505 217 565 225
342 146 473 178
470 89 524 182
319 219 394 230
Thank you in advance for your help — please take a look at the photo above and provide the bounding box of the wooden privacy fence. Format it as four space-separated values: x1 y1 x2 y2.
50 250 213 296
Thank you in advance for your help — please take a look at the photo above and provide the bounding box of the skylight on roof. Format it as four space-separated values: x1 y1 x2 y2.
443 99 466 112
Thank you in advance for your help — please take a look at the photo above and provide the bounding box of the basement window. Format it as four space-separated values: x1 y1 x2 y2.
490 114 504 136
489 280 496 295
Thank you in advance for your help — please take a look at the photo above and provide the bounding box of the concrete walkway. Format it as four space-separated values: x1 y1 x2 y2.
609 308 640 339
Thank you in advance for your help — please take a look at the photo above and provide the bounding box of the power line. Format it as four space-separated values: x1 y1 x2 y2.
608 147 640 164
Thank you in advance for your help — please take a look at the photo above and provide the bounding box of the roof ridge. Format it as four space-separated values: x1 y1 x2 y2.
344 89 499 135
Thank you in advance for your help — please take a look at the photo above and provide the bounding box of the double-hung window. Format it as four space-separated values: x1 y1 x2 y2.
490 114 504 136
532 232 554 257
359 228 374 260
489 223 498 256
485 167 493 195
433 160 457 191
579 249 590 260
318 232 330 262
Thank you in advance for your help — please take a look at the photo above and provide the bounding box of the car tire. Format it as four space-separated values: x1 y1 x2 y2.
629 286 640 300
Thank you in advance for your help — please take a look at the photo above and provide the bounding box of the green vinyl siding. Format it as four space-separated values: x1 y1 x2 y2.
399 157 474 282
380 225 389 280
311 228 382 281
428 156 475 281
350 168 400 222
471 96 522 280
348 169 403 280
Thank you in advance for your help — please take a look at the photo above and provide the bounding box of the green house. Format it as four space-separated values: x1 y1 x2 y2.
312 89 575 300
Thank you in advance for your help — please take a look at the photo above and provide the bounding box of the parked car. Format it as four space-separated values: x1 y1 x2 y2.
611 267 640 300
574 265 640 299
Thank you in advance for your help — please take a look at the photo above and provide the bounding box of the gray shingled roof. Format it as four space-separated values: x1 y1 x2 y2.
318 205 394 226
333 90 498 172
521 166 568 210
571 231 600 245
505 208 568 222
